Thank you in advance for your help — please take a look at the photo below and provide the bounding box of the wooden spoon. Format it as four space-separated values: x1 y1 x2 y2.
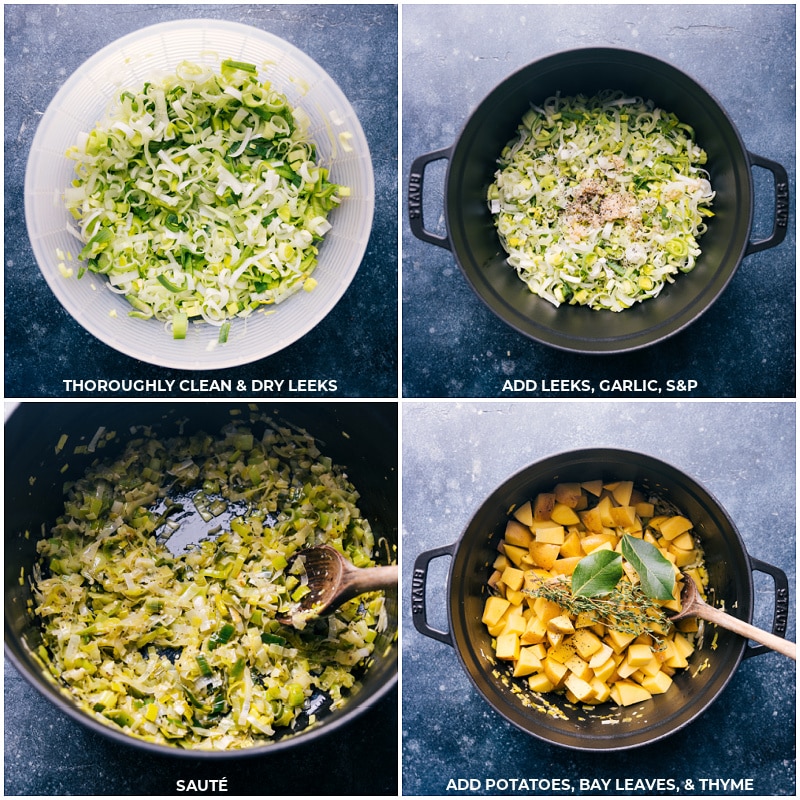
279 545 397 625
670 573 795 660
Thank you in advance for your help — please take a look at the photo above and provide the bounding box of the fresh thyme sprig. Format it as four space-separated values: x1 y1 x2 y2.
524 574 674 642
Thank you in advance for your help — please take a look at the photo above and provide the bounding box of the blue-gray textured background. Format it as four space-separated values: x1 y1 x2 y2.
402 401 795 795
402 4 795 398
5 3 398 398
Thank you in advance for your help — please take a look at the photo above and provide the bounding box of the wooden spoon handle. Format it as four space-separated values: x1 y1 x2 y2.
342 564 398 596
696 604 796 660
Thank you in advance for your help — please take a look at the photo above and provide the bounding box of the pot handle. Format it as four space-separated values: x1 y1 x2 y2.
742 555 792 659
411 543 456 646
408 147 454 250
744 151 790 255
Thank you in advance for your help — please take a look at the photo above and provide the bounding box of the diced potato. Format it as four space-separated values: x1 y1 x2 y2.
500 565 525 592
532 597 562 623
550 556 581 576
670 531 695 551
505 588 525 606
495 632 520 660
547 615 576 635
533 492 556 521
528 541 561 570
546 630 563 648
596 495 616 527
564 673 594 702
551 503 581 526
535 524 565 546
638 657 663 678
505 519 533 548
659 515 693 540
606 628 637 652
580 506 604 534
572 629 603 659
588 642 613 668
559 531 583 559
548 641 576 664
575 611 598 629
610 481 634 506
635 501 655 518
528 672 555 693
554 482 582 508
520 616 547 645
543 657 569 687
609 505 637 528
639 670 673 695
565 653 592 682
482 596 510 627
500 608 526 637
612 679 652 707
626 643 653 667
672 631 695 660
513 500 534 526
592 656 617 683
500 543 527 566
513 646 543 677
580 533 617 554
590 677 612 702
581 480 603 497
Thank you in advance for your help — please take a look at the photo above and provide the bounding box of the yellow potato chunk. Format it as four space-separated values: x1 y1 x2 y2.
639 670 673 695
564 673 594 702
571 629 604 660
520 616 547 645
513 646 543 677
500 565 525 592
659 515 693 540
547 615 576 635
554 482 582 508
482 596 510 627
495 632 520 660
559 530 583 559
528 672 555 693
528 541 561 570
543 657 569 687
504 519 533 548
533 523 565 545
550 556 581 576
533 492 556 521
513 500 534 526
610 481 634 506
612 679 652 707
626 643 654 667
551 503 581 526
581 480 603 497
609 505 637 528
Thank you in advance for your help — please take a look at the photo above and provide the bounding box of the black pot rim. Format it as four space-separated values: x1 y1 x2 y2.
439 47 765 354
443 447 753 751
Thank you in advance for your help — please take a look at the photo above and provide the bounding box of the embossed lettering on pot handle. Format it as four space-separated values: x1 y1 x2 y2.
411 543 456 646
742 555 792 659
408 147 454 250
745 152 790 255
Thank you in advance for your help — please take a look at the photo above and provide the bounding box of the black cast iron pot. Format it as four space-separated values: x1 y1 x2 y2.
5 401 398 758
408 48 789 353
412 448 790 751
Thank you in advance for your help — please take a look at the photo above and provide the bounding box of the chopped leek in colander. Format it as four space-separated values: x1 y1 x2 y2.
64 60 347 339
31 415 390 750
487 91 715 311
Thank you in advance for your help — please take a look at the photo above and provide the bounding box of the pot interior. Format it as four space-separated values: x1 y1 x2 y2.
446 48 753 352
4 402 398 755
447 449 751 751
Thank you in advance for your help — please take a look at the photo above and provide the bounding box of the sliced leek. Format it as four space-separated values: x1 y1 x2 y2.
65 60 346 339
31 414 390 750
488 90 715 312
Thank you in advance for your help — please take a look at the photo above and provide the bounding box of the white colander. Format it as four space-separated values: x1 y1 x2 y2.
24 19 374 370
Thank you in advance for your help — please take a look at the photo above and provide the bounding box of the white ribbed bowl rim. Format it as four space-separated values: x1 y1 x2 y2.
24 18 374 370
